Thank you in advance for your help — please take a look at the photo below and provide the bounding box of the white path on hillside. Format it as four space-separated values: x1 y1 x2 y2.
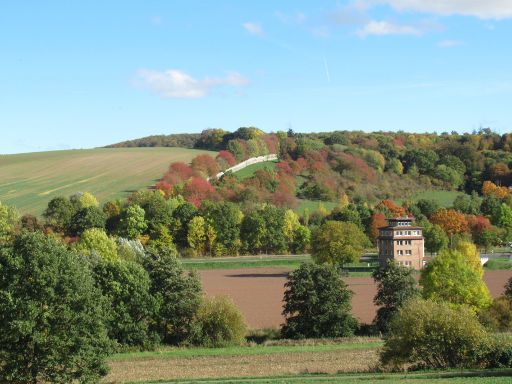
211 154 278 180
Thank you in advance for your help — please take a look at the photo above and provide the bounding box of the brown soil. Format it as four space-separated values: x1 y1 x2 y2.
106 348 378 382
200 268 512 329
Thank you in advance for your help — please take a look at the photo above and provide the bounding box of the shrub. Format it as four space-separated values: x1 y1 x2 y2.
381 298 488 370
281 263 358 339
190 296 247 347
478 296 512 332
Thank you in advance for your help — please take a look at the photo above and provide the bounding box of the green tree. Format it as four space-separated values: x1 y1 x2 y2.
0 231 112 383
381 298 488 369
240 210 266 253
372 261 420 333
202 201 242 254
74 228 118 261
420 248 492 311
92 259 156 347
423 224 449 254
118 204 147 239
143 246 202 344
189 296 248 347
0 201 19 244
281 263 358 339
311 221 369 267
187 216 207 256
43 196 75 232
68 206 107 235
453 192 482 215
291 224 311 254
498 203 512 240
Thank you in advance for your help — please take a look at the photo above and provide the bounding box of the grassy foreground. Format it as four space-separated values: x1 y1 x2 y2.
0 147 216 214
105 339 512 383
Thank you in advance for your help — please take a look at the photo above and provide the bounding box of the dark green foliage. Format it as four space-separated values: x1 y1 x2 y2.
189 296 248 347
453 192 482 215
143 246 202 344
43 196 76 232
281 263 358 339
414 199 440 218
372 261 420 333
0 231 112 383
481 195 503 225
423 224 449 254
478 296 512 332
130 190 174 233
328 204 362 228
259 205 287 254
505 276 512 300
172 201 198 247
92 259 157 347
68 206 107 235
106 133 201 149
201 201 242 252
381 298 488 370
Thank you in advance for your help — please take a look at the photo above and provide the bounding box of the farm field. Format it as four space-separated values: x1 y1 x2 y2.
0 147 216 214
105 339 512 383
106 338 381 383
199 268 512 329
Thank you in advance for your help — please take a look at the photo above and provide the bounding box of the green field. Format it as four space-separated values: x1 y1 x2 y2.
404 190 465 208
181 255 311 270
295 199 338 214
234 160 278 180
0 147 216 214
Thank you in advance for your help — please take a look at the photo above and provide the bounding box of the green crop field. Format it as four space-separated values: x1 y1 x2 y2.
0 147 216 214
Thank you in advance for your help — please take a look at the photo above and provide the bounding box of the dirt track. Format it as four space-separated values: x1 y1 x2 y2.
200 268 512 329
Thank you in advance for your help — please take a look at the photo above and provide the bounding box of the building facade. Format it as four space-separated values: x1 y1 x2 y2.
378 217 425 270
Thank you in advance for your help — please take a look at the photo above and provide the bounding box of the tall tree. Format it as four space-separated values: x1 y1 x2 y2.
0 231 112 383
312 221 370 267
420 247 492 311
281 263 357 339
372 261 420 333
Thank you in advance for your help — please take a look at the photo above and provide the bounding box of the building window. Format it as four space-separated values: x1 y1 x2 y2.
397 250 403 256
406 240 412 245
405 261 412 266
405 250 412 255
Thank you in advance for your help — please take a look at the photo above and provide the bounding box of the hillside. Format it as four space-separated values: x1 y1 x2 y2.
0 147 216 214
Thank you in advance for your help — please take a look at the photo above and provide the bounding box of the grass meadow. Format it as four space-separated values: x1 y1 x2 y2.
0 147 216 214
233 160 278 180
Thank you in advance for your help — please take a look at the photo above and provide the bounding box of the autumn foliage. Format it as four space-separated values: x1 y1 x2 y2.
430 208 469 236
482 180 510 199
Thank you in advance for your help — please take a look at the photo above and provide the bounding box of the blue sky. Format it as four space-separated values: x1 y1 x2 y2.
1 1 512 154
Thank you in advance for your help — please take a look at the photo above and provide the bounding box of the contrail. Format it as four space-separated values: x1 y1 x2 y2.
323 56 331 83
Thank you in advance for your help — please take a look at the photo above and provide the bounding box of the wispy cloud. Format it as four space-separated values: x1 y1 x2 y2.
243 22 264 36
357 1 512 19
437 39 464 48
357 20 421 37
134 69 249 99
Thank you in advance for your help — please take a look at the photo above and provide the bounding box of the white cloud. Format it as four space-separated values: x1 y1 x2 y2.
357 20 421 36
359 1 512 19
135 69 249 99
243 22 264 36
437 39 464 48
275 11 306 24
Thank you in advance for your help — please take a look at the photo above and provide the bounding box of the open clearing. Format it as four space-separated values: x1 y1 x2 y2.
199 268 512 328
0 147 216 214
